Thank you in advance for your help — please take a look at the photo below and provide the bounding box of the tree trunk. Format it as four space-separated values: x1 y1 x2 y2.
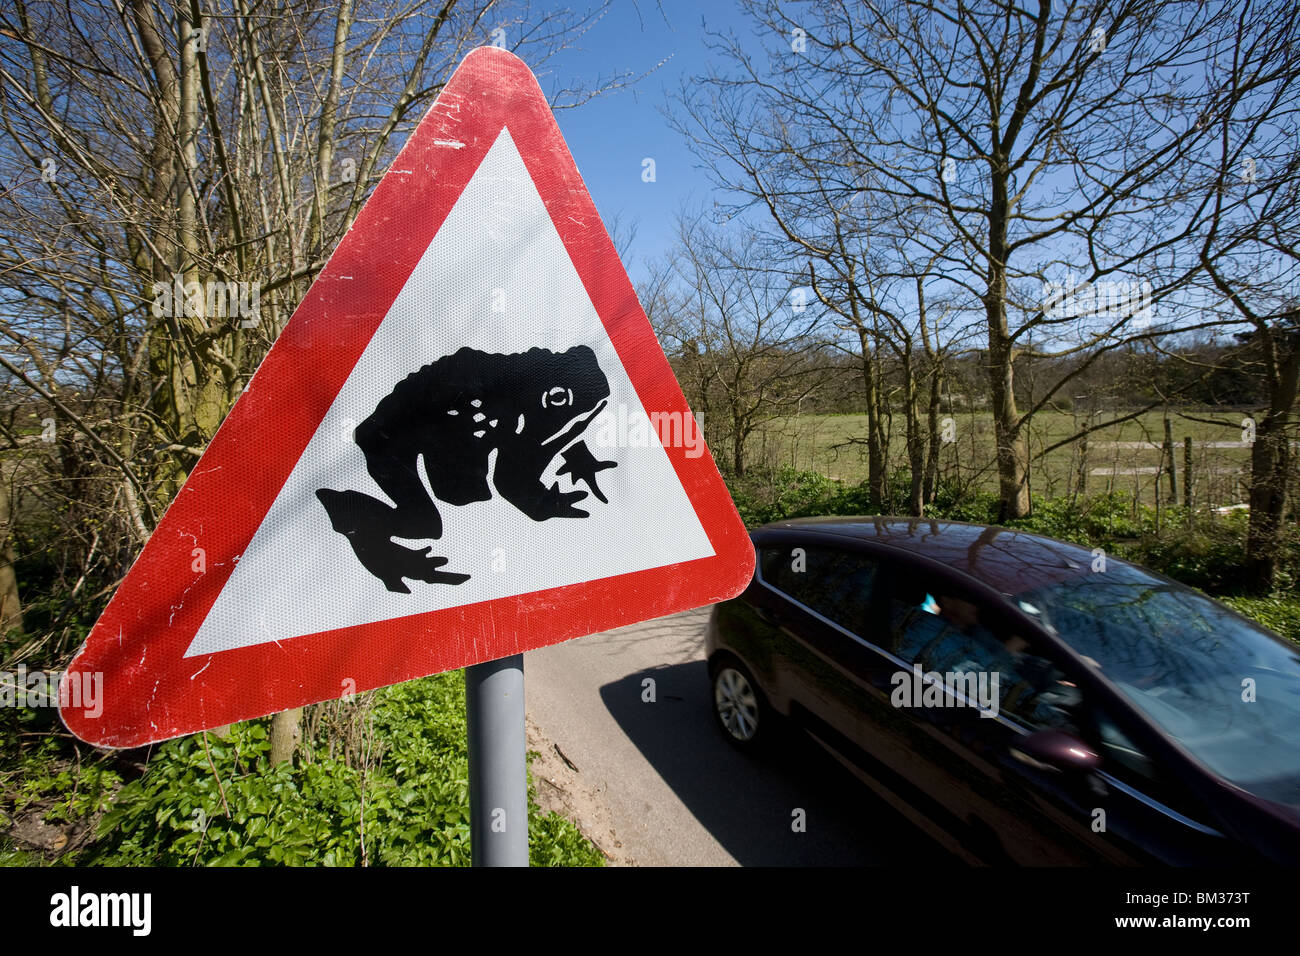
308 0 355 255
923 364 942 505
0 480 22 637
987 327 1030 520
857 327 885 510
1242 366 1294 590
1245 426 1289 591
1244 343 1300 591
901 351 925 516
269 708 302 764
985 143 1030 521
730 394 747 477
136 3 232 503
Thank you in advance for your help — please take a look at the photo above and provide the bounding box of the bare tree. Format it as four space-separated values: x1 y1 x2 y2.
654 214 833 477
1190 3 1300 589
0 1 639 757
674 0 1289 519
0 1 629 629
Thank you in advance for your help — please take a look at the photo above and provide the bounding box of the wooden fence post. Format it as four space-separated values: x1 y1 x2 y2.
1164 417 1177 503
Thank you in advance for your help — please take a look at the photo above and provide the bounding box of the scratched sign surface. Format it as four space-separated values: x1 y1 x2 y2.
60 46 753 748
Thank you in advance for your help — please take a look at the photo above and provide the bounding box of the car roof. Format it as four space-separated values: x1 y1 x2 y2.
753 516 1101 596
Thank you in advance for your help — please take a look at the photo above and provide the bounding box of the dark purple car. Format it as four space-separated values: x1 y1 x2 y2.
706 517 1300 865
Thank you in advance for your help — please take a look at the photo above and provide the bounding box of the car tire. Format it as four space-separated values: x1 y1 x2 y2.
710 656 773 753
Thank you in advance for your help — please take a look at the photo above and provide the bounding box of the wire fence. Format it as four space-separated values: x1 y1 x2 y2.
747 407 1300 514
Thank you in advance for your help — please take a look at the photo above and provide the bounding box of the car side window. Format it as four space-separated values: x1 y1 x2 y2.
889 588 1082 730
759 546 878 638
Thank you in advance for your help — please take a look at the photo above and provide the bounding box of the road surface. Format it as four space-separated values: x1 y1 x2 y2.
524 606 953 866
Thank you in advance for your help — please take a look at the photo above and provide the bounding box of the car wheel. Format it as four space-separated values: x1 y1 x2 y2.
711 658 771 752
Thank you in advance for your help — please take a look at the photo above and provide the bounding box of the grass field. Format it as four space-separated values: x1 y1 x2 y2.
746 408 1269 509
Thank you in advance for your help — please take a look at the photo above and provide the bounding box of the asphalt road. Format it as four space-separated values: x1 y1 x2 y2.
524 606 955 866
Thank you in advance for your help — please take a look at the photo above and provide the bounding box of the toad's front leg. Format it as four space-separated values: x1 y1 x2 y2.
493 442 588 520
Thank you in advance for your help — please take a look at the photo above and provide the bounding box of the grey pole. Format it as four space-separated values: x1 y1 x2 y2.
465 653 528 866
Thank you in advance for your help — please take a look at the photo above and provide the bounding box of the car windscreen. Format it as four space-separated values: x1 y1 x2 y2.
1015 565 1300 810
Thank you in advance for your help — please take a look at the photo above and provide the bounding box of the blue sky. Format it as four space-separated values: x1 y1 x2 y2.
531 1 756 284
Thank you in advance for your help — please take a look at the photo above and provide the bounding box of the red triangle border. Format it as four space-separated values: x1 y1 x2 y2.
60 47 753 748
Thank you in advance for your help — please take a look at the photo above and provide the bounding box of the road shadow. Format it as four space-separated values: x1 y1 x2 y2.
598 660 958 866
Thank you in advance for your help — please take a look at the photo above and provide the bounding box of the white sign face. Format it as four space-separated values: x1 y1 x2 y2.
187 130 714 656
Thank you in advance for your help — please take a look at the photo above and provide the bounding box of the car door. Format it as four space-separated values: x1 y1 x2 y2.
751 543 991 858
869 568 1143 864
752 541 885 741
1070 701 1248 864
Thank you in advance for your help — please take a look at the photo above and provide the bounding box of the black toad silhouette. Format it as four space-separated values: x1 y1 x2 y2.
316 345 615 593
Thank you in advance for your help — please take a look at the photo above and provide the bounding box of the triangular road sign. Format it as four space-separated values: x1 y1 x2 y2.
61 46 753 748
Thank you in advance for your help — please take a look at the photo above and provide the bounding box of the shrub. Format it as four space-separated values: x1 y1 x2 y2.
926 478 1000 524
727 467 852 525
1220 595 1300 644
6 672 603 867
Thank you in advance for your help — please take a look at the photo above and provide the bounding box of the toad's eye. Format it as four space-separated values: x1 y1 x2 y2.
542 387 571 408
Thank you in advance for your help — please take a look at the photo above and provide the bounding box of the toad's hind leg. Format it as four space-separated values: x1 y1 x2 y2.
365 449 442 537
316 489 470 591
317 444 468 591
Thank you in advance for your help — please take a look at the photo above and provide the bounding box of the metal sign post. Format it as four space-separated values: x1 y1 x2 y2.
465 654 528 866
